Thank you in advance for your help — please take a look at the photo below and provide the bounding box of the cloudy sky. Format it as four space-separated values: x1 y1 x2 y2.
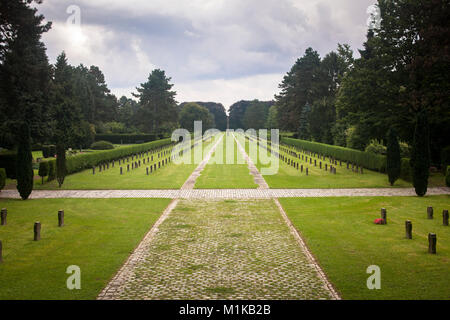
37 0 376 110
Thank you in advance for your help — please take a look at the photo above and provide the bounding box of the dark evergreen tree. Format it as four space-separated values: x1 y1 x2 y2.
133 69 178 134
56 143 66 188
0 0 52 147
386 128 401 186
298 103 311 140
410 109 430 196
16 123 33 200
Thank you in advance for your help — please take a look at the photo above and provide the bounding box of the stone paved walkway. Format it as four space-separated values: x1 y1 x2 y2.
0 187 448 199
98 199 336 300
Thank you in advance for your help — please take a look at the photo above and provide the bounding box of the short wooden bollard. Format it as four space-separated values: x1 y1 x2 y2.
306 168 309 176
1 208 7 226
146 167 149 175
0 240 2 263
58 210 64 227
405 220 412 239
443 210 449 226
120 167 123 175
34 222 41 241
427 207 433 219
127 164 130 172
428 233 437 254
325 164 327 171
381 208 387 224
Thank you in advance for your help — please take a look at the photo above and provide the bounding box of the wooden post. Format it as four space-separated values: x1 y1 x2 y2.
320 162 322 169
405 220 412 239
306 167 309 176
146 167 149 175
1 208 6 226
120 167 123 175
325 164 327 171
58 210 64 227
443 210 449 226
427 207 433 219
0 240 2 263
92 167 95 175
127 164 130 172
381 208 387 224
34 222 41 241
428 233 437 254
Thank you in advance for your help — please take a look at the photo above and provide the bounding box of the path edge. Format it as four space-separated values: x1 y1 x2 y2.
274 198 342 300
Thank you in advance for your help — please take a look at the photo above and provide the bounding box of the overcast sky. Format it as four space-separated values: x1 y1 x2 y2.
37 0 376 110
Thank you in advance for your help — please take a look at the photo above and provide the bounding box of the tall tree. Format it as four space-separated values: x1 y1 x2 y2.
265 105 279 129
0 0 52 147
51 52 80 187
16 123 33 200
133 69 178 134
411 109 430 197
243 100 271 130
275 48 321 132
386 128 401 186
179 103 214 133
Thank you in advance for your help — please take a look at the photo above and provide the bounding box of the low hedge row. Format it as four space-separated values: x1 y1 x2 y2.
42 138 173 176
282 137 387 172
95 134 161 144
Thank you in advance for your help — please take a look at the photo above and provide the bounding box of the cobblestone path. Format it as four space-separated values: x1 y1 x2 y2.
98 200 336 300
1 187 448 199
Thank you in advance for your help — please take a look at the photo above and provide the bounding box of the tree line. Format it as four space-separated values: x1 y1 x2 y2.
274 0 449 170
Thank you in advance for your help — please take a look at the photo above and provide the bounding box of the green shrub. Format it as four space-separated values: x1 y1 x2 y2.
0 168 6 191
282 137 386 172
48 161 56 181
0 151 17 179
446 166 450 187
38 161 49 184
45 138 173 176
365 139 386 156
95 134 157 144
91 140 114 150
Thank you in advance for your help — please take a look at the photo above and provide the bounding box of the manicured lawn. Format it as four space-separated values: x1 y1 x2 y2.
31 138 215 190
279 196 450 300
238 134 444 189
0 198 171 299
195 133 257 189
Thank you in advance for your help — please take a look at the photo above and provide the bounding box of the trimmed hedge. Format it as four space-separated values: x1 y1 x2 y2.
446 166 450 187
95 134 158 144
0 151 17 179
91 141 114 150
282 137 387 172
44 138 173 176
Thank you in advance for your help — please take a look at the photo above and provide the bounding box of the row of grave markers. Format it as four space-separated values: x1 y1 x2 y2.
249 135 366 175
377 207 448 254
0 208 65 263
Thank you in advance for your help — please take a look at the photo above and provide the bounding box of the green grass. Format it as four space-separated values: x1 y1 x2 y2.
0 198 171 299
195 133 257 189
279 196 450 300
237 134 444 189
30 138 215 190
